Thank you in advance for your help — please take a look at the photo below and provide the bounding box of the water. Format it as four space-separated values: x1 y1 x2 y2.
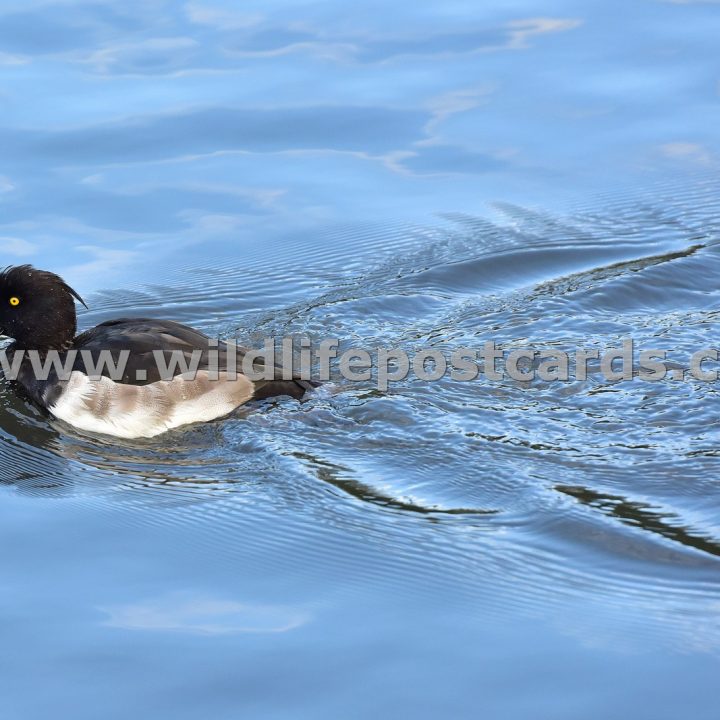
1 1 720 718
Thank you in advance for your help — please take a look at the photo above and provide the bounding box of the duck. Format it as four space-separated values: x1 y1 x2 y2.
0 265 316 439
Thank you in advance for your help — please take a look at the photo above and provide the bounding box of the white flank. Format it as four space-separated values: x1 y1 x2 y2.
49 371 254 439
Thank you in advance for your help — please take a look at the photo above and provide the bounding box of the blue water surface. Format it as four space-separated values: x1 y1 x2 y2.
1 1 720 718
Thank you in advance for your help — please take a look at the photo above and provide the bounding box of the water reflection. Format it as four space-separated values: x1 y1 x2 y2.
2 0 720 716
102 594 311 635
0 1 717 290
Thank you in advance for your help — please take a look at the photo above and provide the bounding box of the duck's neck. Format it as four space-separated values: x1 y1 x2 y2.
12 335 76 353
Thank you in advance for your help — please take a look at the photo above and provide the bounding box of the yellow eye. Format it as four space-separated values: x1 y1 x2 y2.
9 297 20 306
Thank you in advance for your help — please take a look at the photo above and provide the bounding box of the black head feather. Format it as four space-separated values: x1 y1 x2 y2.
0 265 87 349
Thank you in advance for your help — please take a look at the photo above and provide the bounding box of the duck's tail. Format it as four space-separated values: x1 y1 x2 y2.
252 378 321 401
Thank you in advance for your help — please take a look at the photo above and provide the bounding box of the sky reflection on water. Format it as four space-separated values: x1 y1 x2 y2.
1 0 718 289
1 2 720 719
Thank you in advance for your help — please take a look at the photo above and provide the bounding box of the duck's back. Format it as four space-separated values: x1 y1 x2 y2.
73 318 223 384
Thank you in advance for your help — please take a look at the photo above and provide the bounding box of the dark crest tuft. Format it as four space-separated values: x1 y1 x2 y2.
0 265 87 309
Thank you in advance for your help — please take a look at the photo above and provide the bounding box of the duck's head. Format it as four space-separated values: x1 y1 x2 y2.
0 265 87 349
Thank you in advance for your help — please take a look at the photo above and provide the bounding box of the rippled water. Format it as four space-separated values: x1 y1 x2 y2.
2 1 720 718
